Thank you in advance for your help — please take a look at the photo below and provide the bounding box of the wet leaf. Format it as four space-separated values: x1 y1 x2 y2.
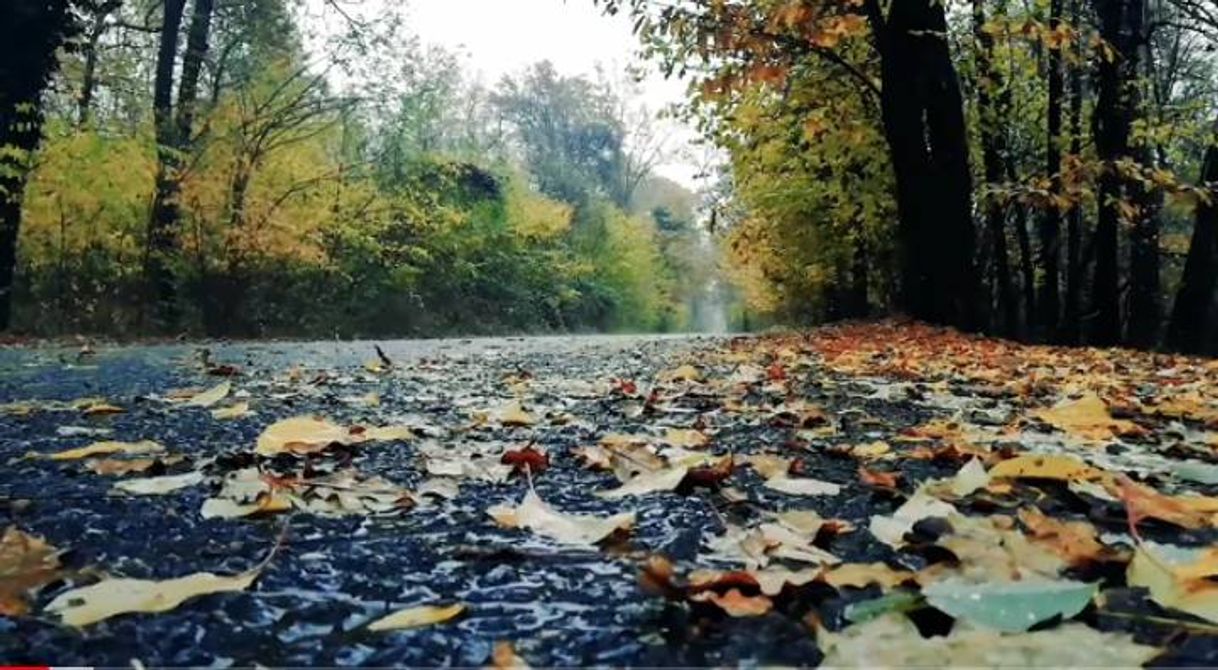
184 381 231 408
45 440 165 461
1033 392 1144 441
821 615 1159 667
921 577 1096 632
45 570 258 627
0 527 62 616
488 490 634 546
367 603 466 632
113 471 205 496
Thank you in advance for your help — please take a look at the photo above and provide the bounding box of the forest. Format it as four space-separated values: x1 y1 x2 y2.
3 0 1218 353
0 0 714 338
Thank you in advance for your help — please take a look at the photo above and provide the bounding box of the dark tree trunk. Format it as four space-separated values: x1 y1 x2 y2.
1010 168 1037 334
145 0 212 332
1165 127 1218 354
145 0 188 330
0 0 77 331
974 0 1017 337
849 234 870 318
1063 0 1086 344
1088 0 1144 346
864 0 978 329
1039 0 1065 339
1126 37 1161 348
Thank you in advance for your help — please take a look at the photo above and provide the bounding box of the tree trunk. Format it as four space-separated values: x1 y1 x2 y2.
1165 126 1218 354
0 0 76 331
1063 0 1086 343
1039 0 1065 339
1088 0 1144 346
1126 34 1161 347
865 0 978 329
974 0 1017 337
145 0 188 331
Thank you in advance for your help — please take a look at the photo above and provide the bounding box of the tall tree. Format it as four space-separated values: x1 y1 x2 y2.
1039 0 1065 338
1089 0 1145 345
0 0 78 331
1165 121 1218 354
145 0 213 330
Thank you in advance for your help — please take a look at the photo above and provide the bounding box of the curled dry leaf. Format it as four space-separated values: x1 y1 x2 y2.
367 602 466 632
0 527 62 616
46 569 258 627
488 489 634 546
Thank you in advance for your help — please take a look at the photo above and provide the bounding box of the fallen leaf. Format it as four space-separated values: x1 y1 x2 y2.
762 475 841 496
988 453 1104 482
597 466 690 499
45 570 258 627
1128 541 1218 624
255 416 353 456
820 614 1159 667
922 576 1096 632
497 401 536 427
45 440 165 461
81 402 125 416
114 472 205 496
502 445 550 474
0 527 62 616
821 562 913 590
184 381 230 408
367 603 465 632
661 427 709 448
689 588 773 616
660 364 701 383
86 457 159 475
858 467 901 490
950 457 990 497
211 402 252 420
488 490 634 546
868 493 956 548
492 641 530 669
1033 392 1144 441
1017 507 1107 567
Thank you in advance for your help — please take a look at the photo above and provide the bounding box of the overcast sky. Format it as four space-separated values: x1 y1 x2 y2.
310 0 705 189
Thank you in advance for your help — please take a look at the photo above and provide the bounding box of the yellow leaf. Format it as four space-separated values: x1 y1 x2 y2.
661 428 709 448
822 562 913 590
1033 392 1143 441
367 603 466 632
497 401 536 427
211 401 252 420
45 570 258 627
255 416 351 456
184 381 231 408
988 454 1104 482
1128 543 1218 624
46 440 165 461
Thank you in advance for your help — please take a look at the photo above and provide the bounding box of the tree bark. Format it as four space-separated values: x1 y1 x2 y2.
145 0 188 330
1063 0 1086 343
0 0 76 331
1088 0 1144 346
864 0 978 329
1039 0 1065 338
974 0 1018 337
1165 124 1218 354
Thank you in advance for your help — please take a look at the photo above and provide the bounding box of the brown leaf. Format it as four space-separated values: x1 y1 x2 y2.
0 527 62 616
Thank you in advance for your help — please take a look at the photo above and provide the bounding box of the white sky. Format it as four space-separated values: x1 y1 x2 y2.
311 0 705 189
